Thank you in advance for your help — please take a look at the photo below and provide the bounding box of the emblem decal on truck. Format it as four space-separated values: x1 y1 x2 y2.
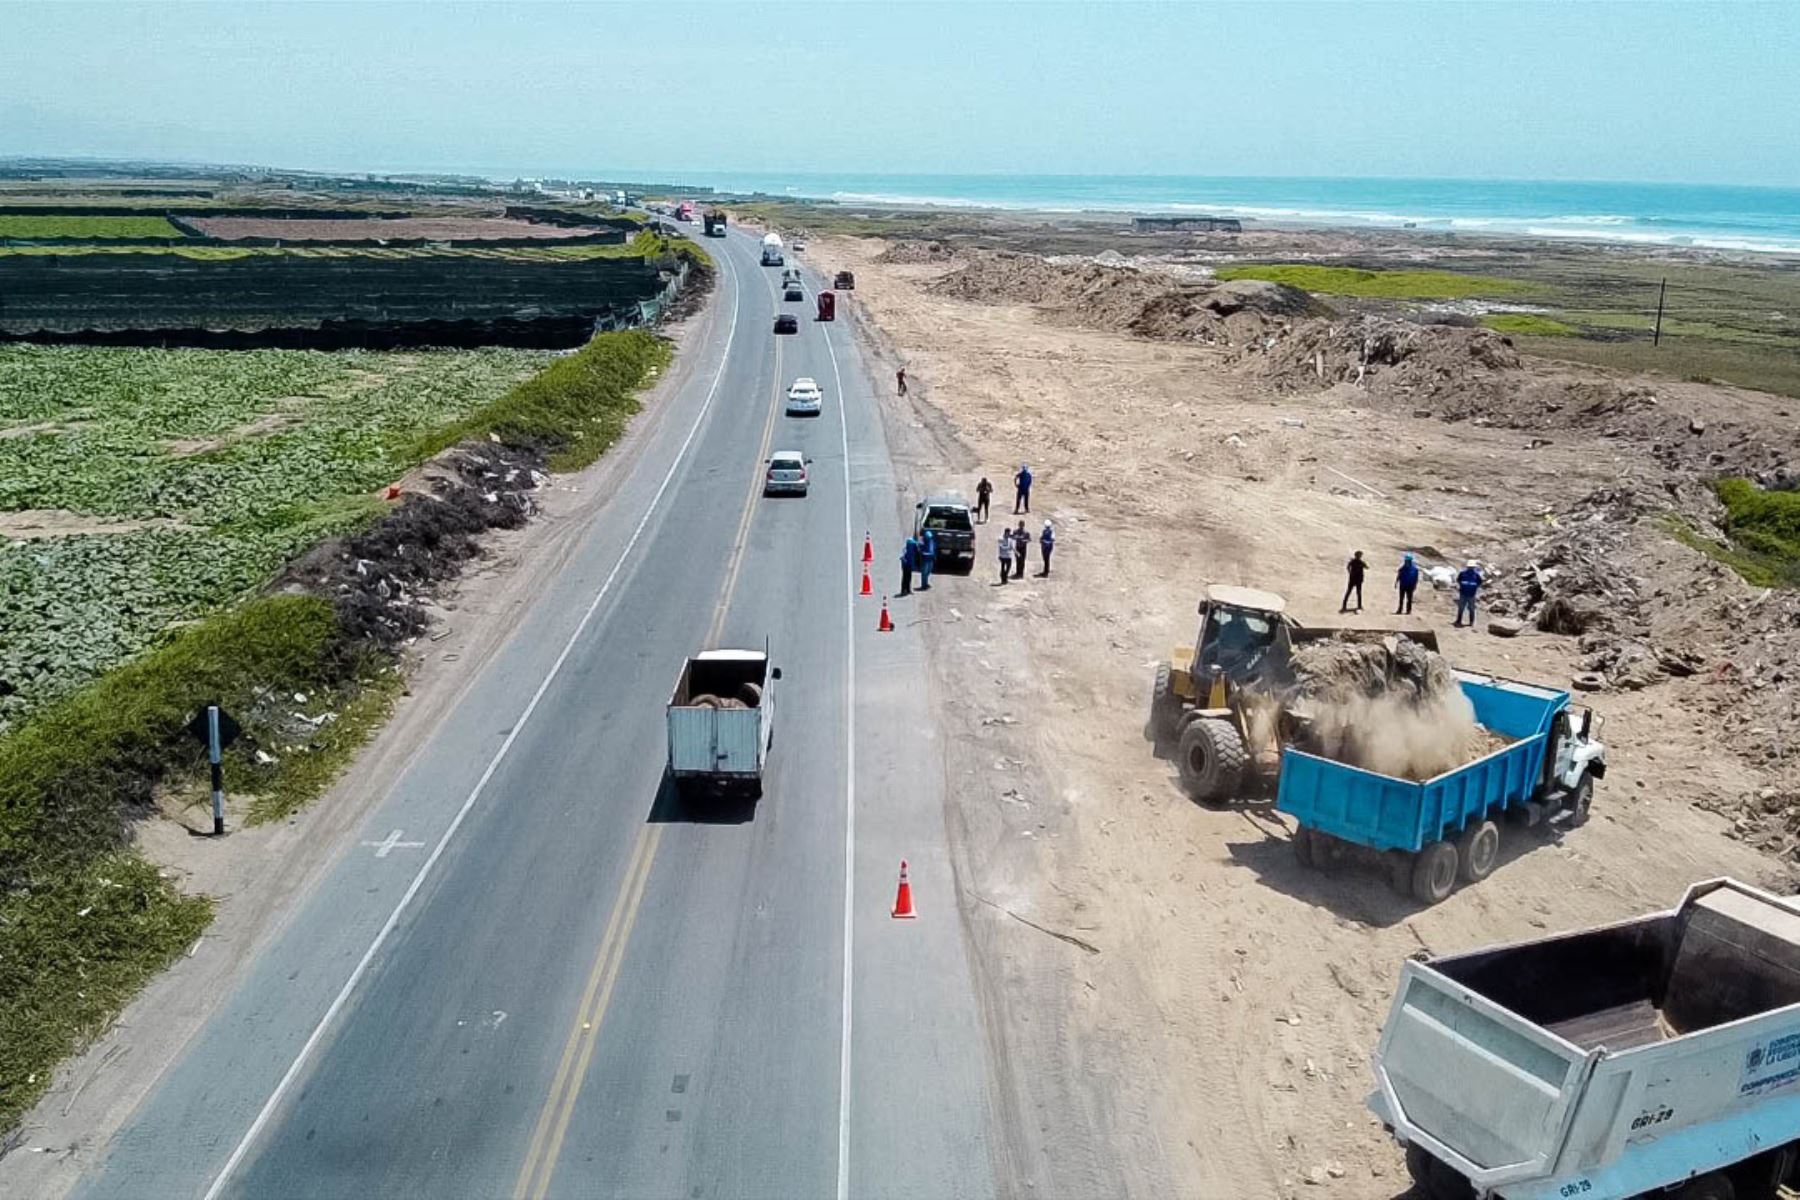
1740 1030 1800 1095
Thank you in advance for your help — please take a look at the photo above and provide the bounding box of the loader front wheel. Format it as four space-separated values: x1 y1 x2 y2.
1411 841 1459 905
1150 663 1181 745
1177 717 1247 806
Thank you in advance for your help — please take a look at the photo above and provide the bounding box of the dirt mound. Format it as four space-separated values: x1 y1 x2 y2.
928 250 1324 345
876 240 959 265
1237 316 1800 480
1287 637 1482 780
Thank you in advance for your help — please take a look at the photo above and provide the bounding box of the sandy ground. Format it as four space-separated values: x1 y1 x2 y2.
827 234 1787 1197
0 299 726 1196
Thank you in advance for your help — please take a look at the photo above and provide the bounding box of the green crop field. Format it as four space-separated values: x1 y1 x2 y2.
0 345 551 730
0 214 185 239
1214 263 1539 300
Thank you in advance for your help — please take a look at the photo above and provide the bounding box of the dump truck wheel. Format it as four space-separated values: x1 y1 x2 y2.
1673 1173 1734 1200
1411 841 1459 905
1150 663 1180 744
1455 821 1501 883
1566 776 1593 828
1405 1145 1475 1200
1177 717 1246 806
1292 826 1316 868
1384 850 1414 894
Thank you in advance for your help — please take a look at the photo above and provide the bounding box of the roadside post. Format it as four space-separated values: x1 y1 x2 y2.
185 703 242 836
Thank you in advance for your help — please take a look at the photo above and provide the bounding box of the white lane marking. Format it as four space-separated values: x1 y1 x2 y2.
821 292 857 1200
201 249 744 1200
360 829 424 858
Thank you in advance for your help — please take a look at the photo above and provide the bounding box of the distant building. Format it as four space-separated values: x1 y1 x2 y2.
1132 216 1243 233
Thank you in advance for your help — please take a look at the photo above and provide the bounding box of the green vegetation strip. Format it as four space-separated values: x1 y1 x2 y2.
421 329 672 471
0 332 672 1131
1481 313 1578 337
1214 263 1536 300
1710 478 1800 587
0 214 185 240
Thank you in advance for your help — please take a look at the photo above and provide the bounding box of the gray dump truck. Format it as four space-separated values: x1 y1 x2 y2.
666 649 779 798
1373 878 1800 1200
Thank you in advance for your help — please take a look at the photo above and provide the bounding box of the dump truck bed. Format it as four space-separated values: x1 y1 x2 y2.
666 650 773 784
1371 879 1800 1198
1277 671 1564 854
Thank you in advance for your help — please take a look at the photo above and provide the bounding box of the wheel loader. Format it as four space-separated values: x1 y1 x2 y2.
1150 584 1439 804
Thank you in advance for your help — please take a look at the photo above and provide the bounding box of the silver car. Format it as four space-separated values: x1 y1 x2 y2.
763 450 810 496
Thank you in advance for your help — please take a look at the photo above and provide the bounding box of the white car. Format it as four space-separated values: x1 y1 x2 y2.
785 377 823 416
764 450 810 496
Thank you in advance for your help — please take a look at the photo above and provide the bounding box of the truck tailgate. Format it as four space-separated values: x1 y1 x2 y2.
1374 961 1591 1187
667 707 762 775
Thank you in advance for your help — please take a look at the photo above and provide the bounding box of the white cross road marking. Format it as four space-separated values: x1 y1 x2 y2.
361 829 425 858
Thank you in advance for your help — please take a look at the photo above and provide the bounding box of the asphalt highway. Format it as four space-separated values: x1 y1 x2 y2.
76 226 998 1200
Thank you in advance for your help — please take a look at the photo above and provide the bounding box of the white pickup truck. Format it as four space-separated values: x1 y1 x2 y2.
1372 878 1800 1200
666 649 779 798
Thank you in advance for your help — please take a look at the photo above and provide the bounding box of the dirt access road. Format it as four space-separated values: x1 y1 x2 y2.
825 234 1786 1197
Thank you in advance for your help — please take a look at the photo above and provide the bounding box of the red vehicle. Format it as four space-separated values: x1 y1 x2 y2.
816 291 836 321
675 201 695 222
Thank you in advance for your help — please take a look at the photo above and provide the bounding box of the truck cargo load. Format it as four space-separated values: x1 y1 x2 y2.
666 649 779 797
1373 879 1800 1200
703 210 727 237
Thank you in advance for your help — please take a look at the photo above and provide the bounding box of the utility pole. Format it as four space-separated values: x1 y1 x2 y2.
1653 277 1668 347
207 705 226 836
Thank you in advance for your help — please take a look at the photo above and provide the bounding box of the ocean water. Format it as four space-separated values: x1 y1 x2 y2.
638 173 1800 255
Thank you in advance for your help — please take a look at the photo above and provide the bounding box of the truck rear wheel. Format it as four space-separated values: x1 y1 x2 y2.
1455 821 1500 883
1292 826 1316 868
1150 663 1181 745
1385 850 1415 894
1411 841 1459 905
1177 717 1246 806
1673 1173 1734 1200
1404 1145 1473 1200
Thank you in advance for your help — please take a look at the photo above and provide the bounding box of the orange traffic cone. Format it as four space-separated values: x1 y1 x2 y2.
878 599 894 633
891 860 917 919
862 532 874 564
860 567 873 597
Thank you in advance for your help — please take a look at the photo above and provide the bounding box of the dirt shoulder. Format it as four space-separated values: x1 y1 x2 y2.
831 233 1794 1197
0 301 723 1195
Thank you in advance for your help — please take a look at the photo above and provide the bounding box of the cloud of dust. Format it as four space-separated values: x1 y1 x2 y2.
1286 637 1490 780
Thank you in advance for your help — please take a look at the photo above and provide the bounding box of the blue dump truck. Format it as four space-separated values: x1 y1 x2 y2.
1373 879 1800 1200
1279 670 1607 904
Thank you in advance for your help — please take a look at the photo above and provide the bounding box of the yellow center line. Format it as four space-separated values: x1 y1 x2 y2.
706 331 783 645
511 822 658 1200
513 258 789 1199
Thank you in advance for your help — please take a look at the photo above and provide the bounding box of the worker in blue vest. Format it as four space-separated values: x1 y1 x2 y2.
1453 560 1484 627
899 535 919 597
1395 552 1420 615
919 529 937 591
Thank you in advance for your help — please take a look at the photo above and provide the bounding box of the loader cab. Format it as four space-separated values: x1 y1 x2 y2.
1190 585 1292 694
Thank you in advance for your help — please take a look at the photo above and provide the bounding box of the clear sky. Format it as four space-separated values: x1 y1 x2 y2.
5 1 1798 186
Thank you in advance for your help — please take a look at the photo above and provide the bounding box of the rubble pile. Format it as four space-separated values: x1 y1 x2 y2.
876 239 959 265
282 442 544 650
